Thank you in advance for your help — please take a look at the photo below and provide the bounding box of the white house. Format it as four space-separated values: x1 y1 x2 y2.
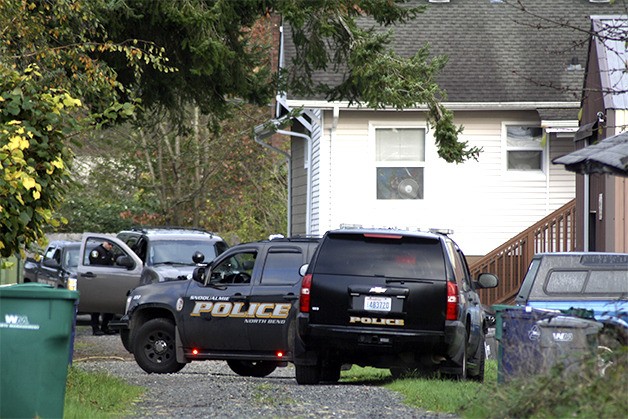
257 0 627 256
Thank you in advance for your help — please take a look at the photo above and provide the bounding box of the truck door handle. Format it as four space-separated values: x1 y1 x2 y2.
283 293 298 301
231 294 248 302
81 272 96 278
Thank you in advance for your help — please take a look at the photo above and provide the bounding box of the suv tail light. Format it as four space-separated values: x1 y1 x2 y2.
300 274 312 313
446 281 459 321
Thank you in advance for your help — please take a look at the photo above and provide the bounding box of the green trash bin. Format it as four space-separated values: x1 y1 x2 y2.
0 283 78 418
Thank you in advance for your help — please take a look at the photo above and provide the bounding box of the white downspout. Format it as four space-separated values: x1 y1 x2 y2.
329 106 339 231
584 174 590 251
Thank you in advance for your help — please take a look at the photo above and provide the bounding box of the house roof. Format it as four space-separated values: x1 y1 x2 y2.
281 0 627 116
553 131 628 176
591 15 628 110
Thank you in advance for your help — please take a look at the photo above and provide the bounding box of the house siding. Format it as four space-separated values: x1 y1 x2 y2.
291 137 307 235
549 133 579 206
311 109 575 255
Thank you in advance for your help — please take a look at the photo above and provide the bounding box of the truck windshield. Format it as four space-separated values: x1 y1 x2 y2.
64 246 80 269
314 234 446 280
149 240 218 265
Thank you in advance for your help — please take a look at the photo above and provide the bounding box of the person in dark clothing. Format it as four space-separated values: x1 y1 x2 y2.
88 240 116 335
89 240 115 266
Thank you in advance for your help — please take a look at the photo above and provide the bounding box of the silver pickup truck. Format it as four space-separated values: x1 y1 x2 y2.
515 252 628 347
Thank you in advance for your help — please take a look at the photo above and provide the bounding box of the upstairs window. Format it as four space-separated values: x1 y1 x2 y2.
375 128 425 199
506 125 543 171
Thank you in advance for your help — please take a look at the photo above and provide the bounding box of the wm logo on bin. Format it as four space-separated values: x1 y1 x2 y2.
552 332 574 342
4 314 29 325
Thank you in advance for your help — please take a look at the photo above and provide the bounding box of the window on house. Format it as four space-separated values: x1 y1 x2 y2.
506 125 544 171
375 128 425 199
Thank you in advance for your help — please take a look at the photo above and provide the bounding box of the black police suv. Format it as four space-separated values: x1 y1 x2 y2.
294 228 498 384
112 236 319 377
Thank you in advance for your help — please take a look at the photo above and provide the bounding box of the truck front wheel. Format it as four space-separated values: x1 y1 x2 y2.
120 329 132 353
133 318 185 374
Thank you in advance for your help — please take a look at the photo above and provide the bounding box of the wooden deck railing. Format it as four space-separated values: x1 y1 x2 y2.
469 199 576 306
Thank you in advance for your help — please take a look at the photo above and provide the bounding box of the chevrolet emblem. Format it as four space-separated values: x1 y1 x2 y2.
369 287 387 293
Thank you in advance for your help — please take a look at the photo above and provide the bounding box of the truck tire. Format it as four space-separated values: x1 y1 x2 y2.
320 362 341 383
443 329 468 380
468 331 486 382
295 363 321 385
133 318 186 374
120 329 132 353
226 360 277 377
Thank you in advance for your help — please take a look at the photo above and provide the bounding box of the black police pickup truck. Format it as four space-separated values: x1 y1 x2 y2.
24 240 80 288
294 228 499 384
112 236 319 377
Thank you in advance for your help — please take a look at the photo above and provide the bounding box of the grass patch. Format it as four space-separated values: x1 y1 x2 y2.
340 366 392 383
64 366 144 418
341 362 497 415
252 383 296 407
340 351 627 419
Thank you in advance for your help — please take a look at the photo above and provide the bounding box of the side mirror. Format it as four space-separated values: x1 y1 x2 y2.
475 273 499 289
299 264 309 277
42 258 61 270
192 267 206 283
116 255 134 269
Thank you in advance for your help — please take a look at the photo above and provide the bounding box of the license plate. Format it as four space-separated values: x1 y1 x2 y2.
364 296 391 312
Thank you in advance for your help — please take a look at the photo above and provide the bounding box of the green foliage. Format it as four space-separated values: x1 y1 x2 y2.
55 183 159 233
64 366 144 418
54 103 287 242
0 0 174 255
95 0 274 119
430 104 481 163
462 350 628 419
0 65 77 257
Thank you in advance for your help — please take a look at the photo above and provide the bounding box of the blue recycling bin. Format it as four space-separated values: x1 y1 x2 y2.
494 305 558 382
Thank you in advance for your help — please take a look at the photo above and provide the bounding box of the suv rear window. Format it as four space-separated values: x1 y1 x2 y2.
313 233 446 279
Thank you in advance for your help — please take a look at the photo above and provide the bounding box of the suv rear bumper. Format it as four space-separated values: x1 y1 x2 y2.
295 314 466 366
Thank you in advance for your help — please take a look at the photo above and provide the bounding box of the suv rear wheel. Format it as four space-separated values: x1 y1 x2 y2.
295 363 321 385
134 318 186 374
226 360 278 377
320 362 341 383
468 329 486 382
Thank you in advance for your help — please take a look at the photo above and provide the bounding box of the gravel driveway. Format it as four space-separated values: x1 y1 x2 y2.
72 320 457 418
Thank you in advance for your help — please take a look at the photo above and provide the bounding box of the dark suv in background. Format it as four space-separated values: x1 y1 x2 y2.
294 228 498 384
117 227 228 285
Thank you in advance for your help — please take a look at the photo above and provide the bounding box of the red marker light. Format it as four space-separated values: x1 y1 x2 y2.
276 351 284 358
192 349 199 355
